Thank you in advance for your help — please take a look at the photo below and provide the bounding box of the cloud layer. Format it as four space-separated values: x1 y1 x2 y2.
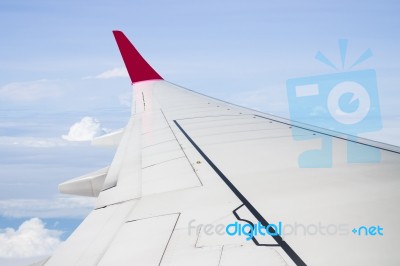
0 218 61 258
62 116 107 141
84 67 129 79
0 197 96 219
0 137 72 148
0 79 62 102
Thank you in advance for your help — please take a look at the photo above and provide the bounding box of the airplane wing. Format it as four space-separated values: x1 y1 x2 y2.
40 31 400 266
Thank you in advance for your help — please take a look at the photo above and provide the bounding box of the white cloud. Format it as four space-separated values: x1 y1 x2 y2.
0 79 62 102
84 67 129 79
0 218 62 258
62 116 107 141
0 196 96 218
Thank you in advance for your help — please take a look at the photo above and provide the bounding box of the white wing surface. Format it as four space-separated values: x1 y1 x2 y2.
42 31 400 266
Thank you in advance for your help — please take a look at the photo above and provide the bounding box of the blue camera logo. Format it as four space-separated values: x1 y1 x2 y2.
287 40 382 168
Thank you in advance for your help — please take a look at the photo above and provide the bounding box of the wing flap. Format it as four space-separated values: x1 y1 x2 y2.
92 128 124 147
46 201 137 265
58 167 108 197
98 213 179 266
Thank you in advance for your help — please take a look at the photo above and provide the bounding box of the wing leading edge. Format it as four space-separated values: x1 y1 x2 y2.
41 31 400 266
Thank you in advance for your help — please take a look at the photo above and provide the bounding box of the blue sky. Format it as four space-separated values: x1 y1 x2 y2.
1 0 399 264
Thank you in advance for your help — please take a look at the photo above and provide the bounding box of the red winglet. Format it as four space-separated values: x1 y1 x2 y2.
113 30 163 83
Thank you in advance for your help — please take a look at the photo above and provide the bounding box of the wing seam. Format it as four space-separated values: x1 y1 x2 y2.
173 119 307 266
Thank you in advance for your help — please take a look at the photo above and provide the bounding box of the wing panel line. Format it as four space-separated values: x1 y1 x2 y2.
173 119 307 266
254 114 400 155
161 109 204 186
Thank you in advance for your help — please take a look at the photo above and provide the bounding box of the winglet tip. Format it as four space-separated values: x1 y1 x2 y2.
113 30 163 84
112 30 123 35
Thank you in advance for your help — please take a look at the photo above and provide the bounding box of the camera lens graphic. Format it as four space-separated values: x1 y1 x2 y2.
327 81 371 125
